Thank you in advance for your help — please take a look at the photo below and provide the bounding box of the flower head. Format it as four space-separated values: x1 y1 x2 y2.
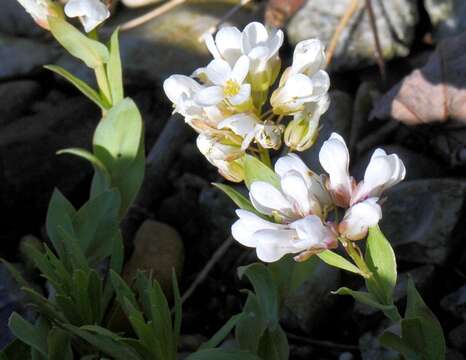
64 0 109 33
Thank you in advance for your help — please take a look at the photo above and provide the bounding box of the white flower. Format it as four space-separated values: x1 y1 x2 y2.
351 148 406 205
219 113 283 150
271 38 329 115
284 94 330 151
16 0 59 30
232 210 336 262
338 198 382 240
64 0 110 33
248 154 332 222
318 133 354 207
195 56 251 108
163 75 227 133
319 132 406 208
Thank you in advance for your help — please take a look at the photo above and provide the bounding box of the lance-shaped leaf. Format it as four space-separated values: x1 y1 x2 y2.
93 98 145 217
317 250 366 277
107 28 124 105
364 225 397 305
186 349 261 360
48 16 109 69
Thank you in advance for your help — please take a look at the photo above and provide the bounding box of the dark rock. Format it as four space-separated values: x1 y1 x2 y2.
448 322 466 350
424 0 466 41
0 35 58 80
0 80 42 124
441 285 466 321
381 179 466 265
281 261 341 334
0 96 99 249
352 145 446 182
0 0 46 38
359 322 400 360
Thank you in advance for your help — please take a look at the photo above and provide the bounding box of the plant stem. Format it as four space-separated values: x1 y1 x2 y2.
95 65 112 106
258 145 272 168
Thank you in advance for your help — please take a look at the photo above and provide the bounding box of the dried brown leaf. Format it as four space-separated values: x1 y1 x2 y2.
371 32 466 125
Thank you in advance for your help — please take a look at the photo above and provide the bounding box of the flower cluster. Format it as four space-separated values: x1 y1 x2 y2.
232 133 405 262
163 22 330 182
17 0 109 32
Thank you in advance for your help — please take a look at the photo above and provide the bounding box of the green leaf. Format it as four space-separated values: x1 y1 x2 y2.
200 313 244 350
93 98 145 218
243 154 280 189
8 314 48 357
379 331 420 360
47 327 73 360
72 189 120 262
403 278 446 360
46 189 76 260
317 250 365 276
107 28 124 105
186 349 261 360
44 65 109 110
110 270 139 311
365 225 397 305
333 287 400 320
235 293 266 353
237 263 279 326
62 324 141 360
257 327 289 360
57 148 111 182
212 183 259 214
48 16 109 69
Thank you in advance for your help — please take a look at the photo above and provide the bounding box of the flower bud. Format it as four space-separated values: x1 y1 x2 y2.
284 96 329 151
217 159 244 182
196 134 243 162
255 123 284 150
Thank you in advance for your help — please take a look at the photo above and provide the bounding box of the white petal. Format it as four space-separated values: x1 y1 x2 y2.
65 0 110 32
280 171 311 215
249 181 292 217
204 32 222 59
242 21 269 55
267 29 284 59
231 55 250 84
205 59 231 85
219 113 257 137
340 198 382 240
255 229 300 262
275 153 311 180
163 75 201 105
229 84 251 105
215 26 243 64
231 209 283 247
292 39 326 75
308 70 330 101
319 132 352 204
194 86 224 106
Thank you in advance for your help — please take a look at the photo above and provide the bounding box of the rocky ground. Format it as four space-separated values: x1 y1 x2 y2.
0 0 465 359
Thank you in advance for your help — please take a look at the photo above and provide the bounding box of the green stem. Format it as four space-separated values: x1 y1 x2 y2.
95 65 112 106
258 146 272 168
